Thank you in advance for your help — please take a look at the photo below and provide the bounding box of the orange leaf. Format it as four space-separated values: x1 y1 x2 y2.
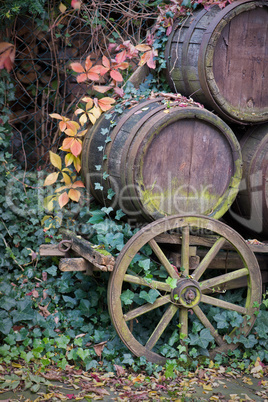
110 69 123 82
68 121 81 131
0 42 16 72
93 85 113 93
135 44 151 52
102 55 110 69
70 62 84 73
62 137 74 150
59 121 67 131
72 180 85 188
58 192 69 208
68 188 81 202
70 139 82 157
44 172 59 186
116 62 129 70
77 73 88 83
85 56 92 71
98 97 116 112
65 128 77 137
115 50 127 64
86 72 100 81
82 96 93 103
49 113 64 120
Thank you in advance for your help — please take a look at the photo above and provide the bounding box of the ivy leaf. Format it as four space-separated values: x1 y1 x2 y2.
107 188 115 200
115 209 125 220
0 296 17 311
79 299 91 317
95 165 102 171
101 206 113 215
214 311 229 329
0 317 13 335
188 328 214 349
11 299 36 323
102 171 109 180
44 265 58 276
101 128 109 136
138 259 151 271
139 289 159 304
165 277 177 289
98 146 104 151
55 335 70 349
88 210 105 224
120 289 135 305
94 183 103 190
77 348 90 361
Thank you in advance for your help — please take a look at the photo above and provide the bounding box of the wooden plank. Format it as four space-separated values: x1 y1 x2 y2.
39 244 67 257
59 258 93 274
59 229 115 271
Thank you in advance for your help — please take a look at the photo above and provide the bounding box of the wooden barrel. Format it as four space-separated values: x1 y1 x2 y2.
165 0 268 124
81 98 242 222
229 123 268 237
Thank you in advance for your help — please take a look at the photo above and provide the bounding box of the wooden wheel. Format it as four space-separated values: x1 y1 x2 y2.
108 215 262 364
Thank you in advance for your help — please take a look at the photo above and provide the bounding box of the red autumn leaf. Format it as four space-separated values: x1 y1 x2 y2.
0 42 16 72
110 69 123 82
70 62 84 73
71 0 81 9
58 191 69 208
114 364 126 377
114 86 124 98
102 55 110 69
72 180 85 188
115 50 127 64
71 139 82 157
66 395 76 400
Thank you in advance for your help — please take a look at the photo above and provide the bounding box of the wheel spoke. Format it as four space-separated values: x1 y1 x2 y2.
201 295 247 314
179 308 188 339
193 305 224 346
146 304 178 350
149 239 179 279
181 225 190 275
200 268 248 291
123 296 171 322
192 237 226 281
124 274 171 292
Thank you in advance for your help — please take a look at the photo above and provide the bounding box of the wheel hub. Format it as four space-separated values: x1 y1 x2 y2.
171 278 201 307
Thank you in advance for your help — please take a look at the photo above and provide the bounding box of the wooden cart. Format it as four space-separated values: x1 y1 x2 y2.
40 215 268 365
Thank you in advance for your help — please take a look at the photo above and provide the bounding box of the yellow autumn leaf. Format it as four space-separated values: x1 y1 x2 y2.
62 172 71 185
203 384 213 391
44 172 59 186
65 153 74 167
88 113 97 125
59 2 67 12
91 106 102 119
209 360 214 368
49 151 62 170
